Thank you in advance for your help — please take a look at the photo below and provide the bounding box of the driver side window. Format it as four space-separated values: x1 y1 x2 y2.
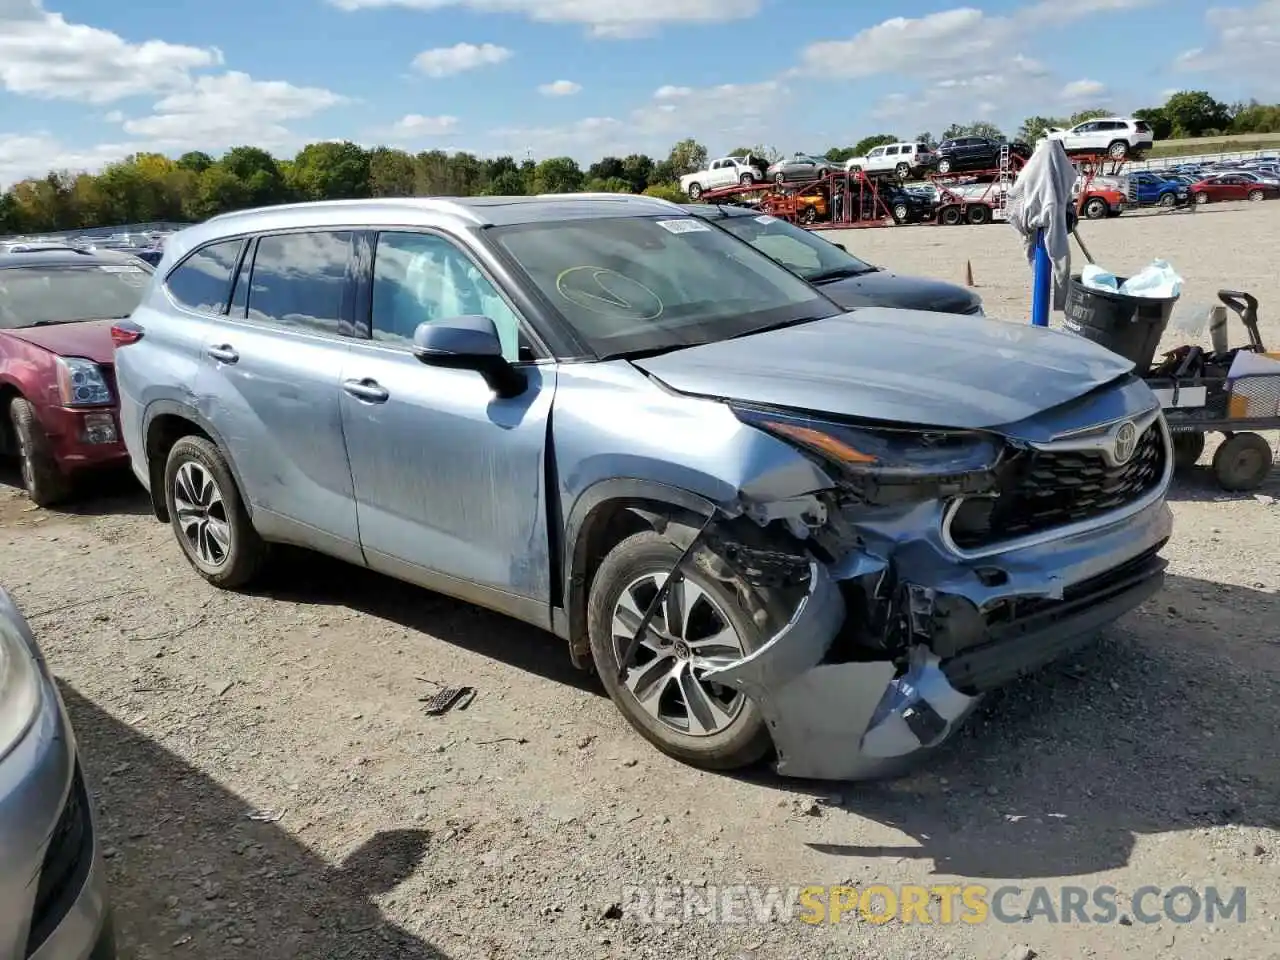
370 232 525 362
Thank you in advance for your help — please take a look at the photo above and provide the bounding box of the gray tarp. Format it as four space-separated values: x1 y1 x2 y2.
1006 140 1076 311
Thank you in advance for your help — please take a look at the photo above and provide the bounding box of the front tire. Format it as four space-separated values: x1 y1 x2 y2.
1159 193 1177 208
587 531 772 771
1212 432 1274 492
1195 191 1210 205
163 435 267 588
1249 189 1265 202
895 163 910 181
686 182 702 200
7 397 70 508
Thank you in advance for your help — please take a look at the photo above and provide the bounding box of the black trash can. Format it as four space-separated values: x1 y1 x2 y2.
1062 275 1178 372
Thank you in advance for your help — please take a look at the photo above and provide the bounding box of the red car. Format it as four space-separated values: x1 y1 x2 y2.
0 246 153 505
1190 173 1280 204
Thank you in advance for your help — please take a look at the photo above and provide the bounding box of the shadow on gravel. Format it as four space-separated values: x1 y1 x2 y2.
61 685 450 960
1164 458 1280 503
251 547 600 696
775 573 1280 880
0 463 152 517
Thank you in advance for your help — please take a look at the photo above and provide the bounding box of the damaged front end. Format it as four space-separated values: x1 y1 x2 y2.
633 401 1173 781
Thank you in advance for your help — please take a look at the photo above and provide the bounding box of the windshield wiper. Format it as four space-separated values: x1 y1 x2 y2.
807 265 878 283
732 315 827 338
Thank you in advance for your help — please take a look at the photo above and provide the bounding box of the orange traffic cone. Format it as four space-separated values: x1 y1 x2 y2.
965 260 975 287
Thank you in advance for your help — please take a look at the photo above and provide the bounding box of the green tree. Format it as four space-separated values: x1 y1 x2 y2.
176 151 214 175
583 176 633 193
1067 108 1110 126
191 164 251 219
823 146 857 163
641 183 685 203
219 146 288 207
368 147 417 197
289 141 371 201
1018 116 1061 143
620 154 654 193
1164 90 1231 138
915 131 938 149
486 170 528 195
532 156 584 193
1133 107 1173 140
587 157 626 182
851 134 898 156
665 139 707 177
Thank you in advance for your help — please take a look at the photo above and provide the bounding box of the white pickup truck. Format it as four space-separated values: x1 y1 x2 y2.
680 156 766 199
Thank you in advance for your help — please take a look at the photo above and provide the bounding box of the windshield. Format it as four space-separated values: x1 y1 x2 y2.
713 213 876 283
490 215 840 358
0 264 149 328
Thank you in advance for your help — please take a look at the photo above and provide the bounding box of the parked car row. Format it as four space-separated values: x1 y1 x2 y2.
3 193 1173 789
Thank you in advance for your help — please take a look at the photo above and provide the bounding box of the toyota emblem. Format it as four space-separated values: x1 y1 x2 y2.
1112 421 1139 465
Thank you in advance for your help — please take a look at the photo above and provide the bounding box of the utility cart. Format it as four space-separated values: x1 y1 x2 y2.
1064 280 1279 492
1146 291 1280 491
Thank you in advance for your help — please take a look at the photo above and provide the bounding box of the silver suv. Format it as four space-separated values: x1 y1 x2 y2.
114 195 1173 780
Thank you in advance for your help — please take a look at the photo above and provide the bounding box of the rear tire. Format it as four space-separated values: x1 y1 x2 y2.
1195 191 1210 205
1084 197 1109 220
163 435 267 589
892 202 910 224
940 205 963 226
967 204 992 225
895 163 911 181
1248 189 1265 202
587 531 772 771
1108 140 1129 160
7 397 70 508
1212 432 1274 492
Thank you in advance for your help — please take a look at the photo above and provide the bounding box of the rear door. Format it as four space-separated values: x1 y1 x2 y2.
195 230 361 561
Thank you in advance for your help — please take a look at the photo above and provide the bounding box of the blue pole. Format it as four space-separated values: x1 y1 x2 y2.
1031 228 1052 327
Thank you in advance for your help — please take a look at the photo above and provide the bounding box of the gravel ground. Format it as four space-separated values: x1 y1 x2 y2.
3 200 1279 960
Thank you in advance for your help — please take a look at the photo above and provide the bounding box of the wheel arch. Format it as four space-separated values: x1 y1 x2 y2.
0 380 22 456
560 479 719 669
141 400 251 524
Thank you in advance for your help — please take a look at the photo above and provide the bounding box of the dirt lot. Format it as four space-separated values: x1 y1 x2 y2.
3 201 1279 960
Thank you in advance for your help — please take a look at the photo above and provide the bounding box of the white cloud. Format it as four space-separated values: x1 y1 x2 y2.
538 79 581 96
0 132 147 187
0 0 220 102
411 42 512 77
327 0 761 38
486 80 791 162
383 113 460 138
102 110 125 123
1175 0 1280 86
1061 79 1109 102
120 72 349 152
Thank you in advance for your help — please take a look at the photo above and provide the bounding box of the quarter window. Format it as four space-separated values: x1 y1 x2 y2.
165 239 244 314
370 232 524 362
245 231 352 336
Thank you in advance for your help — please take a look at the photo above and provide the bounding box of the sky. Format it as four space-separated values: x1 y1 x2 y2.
0 0 1276 186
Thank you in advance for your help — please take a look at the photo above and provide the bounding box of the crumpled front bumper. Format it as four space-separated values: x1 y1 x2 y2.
702 496 1172 781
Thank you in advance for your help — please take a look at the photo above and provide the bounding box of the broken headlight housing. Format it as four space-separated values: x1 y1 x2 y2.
734 406 1003 499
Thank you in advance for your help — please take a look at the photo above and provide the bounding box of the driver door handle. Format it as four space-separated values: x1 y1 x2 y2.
208 344 239 364
342 378 389 403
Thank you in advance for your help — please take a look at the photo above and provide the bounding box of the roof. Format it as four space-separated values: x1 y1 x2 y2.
161 193 685 266
0 246 149 270
681 203 755 219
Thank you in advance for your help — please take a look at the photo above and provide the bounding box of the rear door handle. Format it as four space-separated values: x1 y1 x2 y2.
342 378 389 403
208 344 239 364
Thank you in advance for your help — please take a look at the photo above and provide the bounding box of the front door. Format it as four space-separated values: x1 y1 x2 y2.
195 230 361 562
338 230 556 624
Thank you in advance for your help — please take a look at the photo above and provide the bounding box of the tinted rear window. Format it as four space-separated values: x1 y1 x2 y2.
166 239 244 314
1134 121 1151 132
916 143 930 152
0 263 150 328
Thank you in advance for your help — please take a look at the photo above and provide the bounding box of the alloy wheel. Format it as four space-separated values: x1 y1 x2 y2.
173 460 231 568
611 572 747 737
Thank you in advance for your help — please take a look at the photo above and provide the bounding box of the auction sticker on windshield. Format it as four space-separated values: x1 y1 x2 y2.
755 215 778 224
656 219 711 234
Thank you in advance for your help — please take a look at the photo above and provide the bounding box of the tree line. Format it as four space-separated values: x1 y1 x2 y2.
3 89 1274 236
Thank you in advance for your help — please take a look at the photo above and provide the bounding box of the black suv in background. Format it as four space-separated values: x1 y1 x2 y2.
935 136 1032 175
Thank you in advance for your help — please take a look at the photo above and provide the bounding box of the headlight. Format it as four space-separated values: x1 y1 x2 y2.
56 356 113 406
734 406 1002 480
0 614 43 763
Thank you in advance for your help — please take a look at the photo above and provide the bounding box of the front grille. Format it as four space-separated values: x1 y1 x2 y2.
948 422 1166 551
25 764 94 958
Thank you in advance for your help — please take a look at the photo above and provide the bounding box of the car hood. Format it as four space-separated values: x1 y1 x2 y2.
816 270 981 315
2 319 115 364
630 308 1136 430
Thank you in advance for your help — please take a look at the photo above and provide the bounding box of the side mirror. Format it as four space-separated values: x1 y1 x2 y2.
412 315 526 398
830 242 848 252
